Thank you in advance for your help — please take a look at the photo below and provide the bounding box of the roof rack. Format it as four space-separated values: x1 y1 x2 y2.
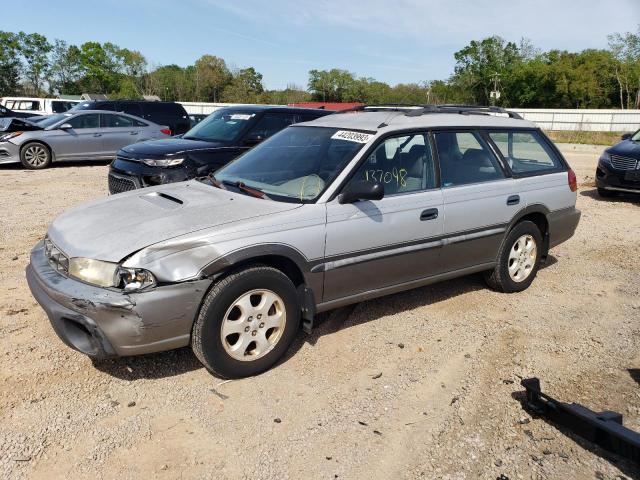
405 104 523 119
333 104 424 114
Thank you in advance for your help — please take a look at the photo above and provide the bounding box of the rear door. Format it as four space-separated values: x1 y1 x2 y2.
46 113 105 160
435 130 518 272
100 113 149 154
323 131 444 301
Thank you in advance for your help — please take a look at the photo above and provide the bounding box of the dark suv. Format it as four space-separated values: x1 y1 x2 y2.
72 100 190 136
108 105 331 193
596 130 640 197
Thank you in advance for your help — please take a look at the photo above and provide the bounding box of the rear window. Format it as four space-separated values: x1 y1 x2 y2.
488 131 562 174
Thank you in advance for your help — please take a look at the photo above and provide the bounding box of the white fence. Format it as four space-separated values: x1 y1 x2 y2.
177 102 640 132
511 109 640 132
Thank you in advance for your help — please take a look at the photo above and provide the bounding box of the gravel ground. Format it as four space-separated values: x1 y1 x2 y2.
0 150 639 480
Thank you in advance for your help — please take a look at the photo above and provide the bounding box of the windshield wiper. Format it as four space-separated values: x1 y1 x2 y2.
207 174 227 190
222 180 270 200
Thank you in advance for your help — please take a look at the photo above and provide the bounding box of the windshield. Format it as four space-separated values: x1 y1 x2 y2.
183 109 256 142
632 130 640 142
38 113 72 128
213 126 370 202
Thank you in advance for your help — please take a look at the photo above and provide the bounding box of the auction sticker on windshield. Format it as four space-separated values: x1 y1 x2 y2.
230 113 254 120
331 130 374 143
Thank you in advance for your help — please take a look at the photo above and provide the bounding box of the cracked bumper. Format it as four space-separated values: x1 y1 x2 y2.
26 241 212 358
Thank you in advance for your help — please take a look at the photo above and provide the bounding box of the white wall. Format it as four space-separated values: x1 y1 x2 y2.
178 102 239 114
511 108 640 132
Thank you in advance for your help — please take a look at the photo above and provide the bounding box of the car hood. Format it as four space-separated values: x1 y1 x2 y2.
120 138 226 158
0 117 42 132
47 181 301 262
608 139 640 157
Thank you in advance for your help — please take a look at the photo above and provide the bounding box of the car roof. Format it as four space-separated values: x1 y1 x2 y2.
219 105 330 115
300 110 537 132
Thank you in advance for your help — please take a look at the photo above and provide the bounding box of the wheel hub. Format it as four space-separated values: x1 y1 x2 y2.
507 234 537 283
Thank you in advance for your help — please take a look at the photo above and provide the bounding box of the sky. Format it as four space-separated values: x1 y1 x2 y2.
3 0 639 90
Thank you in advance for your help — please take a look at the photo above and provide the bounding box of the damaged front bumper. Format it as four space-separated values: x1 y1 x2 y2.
26 240 212 358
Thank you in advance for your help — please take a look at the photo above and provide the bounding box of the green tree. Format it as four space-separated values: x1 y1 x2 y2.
608 27 640 108
308 69 356 102
0 31 21 95
194 55 232 102
17 32 52 95
47 40 83 95
221 67 263 103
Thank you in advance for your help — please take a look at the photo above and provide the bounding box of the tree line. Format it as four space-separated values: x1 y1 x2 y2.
0 27 638 108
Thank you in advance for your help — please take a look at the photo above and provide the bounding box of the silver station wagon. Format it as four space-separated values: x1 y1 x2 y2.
26 105 581 378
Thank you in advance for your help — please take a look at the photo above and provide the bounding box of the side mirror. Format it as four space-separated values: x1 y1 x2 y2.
59 123 73 130
243 133 264 146
621 133 632 140
338 181 384 204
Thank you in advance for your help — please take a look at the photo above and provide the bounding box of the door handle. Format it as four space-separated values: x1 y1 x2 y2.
93 133 102 137
507 195 520 206
130 131 139 135
420 208 439 221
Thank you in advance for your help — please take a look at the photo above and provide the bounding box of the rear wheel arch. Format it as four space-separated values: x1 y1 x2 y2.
508 205 550 261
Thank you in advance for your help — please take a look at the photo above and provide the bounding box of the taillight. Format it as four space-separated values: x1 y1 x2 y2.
161 128 171 136
568 168 577 192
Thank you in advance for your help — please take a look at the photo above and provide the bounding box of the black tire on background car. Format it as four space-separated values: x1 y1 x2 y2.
597 187 618 198
484 220 543 293
192 265 301 378
20 141 52 169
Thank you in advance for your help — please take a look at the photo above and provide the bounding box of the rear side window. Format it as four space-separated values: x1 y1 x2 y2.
119 102 143 117
434 131 505 187
488 131 562 174
144 102 186 116
102 114 140 128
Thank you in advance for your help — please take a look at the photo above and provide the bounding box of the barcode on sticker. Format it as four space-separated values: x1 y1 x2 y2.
331 130 373 143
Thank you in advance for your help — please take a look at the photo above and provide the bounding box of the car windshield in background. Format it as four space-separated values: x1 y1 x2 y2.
183 110 256 142
631 130 640 141
213 126 370 202
37 113 72 128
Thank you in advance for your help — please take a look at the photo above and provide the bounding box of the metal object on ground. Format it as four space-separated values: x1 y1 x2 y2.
521 378 640 464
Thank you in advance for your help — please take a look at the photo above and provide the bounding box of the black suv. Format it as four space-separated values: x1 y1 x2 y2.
72 100 190 135
108 105 331 193
596 130 640 197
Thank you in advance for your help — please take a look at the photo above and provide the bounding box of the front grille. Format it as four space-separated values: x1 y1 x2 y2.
610 155 638 170
44 236 69 275
108 173 137 194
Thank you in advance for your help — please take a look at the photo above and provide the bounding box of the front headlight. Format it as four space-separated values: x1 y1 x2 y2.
69 258 118 287
141 157 184 167
599 152 611 165
68 258 156 291
0 131 23 142
117 267 157 291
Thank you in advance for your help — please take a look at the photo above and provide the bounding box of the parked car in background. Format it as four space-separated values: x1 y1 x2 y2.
0 104 32 118
596 130 640 197
26 105 580 378
0 97 79 116
108 105 331 193
189 113 209 127
0 110 171 169
72 100 191 136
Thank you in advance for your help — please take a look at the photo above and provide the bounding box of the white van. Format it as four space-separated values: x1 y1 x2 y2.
0 97 80 116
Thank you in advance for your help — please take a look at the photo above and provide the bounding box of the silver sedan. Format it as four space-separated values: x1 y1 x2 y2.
0 110 171 169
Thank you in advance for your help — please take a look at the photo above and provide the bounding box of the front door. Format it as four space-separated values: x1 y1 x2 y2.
46 113 105 160
323 132 444 302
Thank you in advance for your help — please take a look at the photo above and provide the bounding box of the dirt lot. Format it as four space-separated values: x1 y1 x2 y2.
1 150 639 480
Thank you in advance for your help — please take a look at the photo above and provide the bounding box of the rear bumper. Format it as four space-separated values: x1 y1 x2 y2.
548 206 581 248
26 241 211 358
596 162 640 193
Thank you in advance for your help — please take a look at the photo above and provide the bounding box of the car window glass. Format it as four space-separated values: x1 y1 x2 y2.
102 114 135 128
67 114 100 129
51 101 75 113
434 131 504 187
120 103 143 117
349 133 436 195
245 114 295 139
489 131 561 173
184 110 257 142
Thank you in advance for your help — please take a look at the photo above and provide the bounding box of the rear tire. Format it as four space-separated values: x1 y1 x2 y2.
192 266 300 378
597 187 618 198
20 142 51 169
484 220 543 293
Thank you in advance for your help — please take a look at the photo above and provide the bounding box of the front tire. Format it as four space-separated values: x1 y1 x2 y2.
484 220 543 293
192 266 300 378
20 142 51 169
